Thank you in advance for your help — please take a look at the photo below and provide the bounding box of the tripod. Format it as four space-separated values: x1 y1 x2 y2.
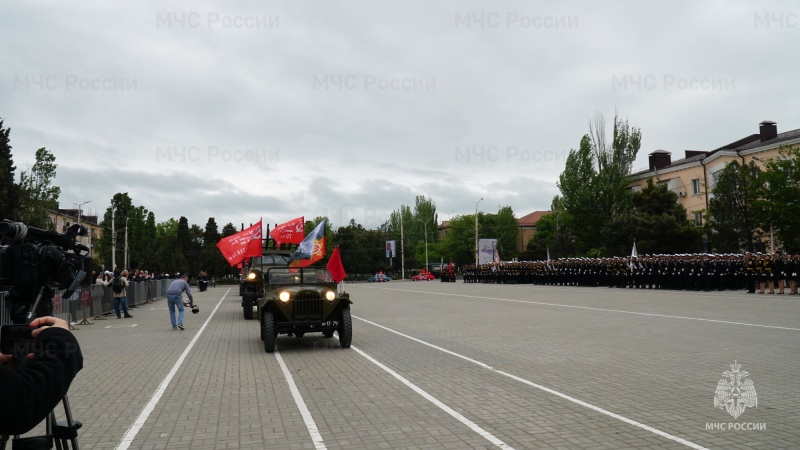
0 394 81 450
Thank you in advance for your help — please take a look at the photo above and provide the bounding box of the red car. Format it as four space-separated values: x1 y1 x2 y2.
411 270 435 281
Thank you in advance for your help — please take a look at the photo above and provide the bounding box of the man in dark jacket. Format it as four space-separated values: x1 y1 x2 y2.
0 316 83 435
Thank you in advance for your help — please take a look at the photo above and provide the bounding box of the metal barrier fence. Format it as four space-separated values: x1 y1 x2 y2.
0 280 173 326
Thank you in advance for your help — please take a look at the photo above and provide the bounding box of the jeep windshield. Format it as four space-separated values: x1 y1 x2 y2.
250 254 291 269
267 268 333 285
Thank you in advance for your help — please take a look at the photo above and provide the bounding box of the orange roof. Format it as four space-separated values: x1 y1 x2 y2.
517 211 551 226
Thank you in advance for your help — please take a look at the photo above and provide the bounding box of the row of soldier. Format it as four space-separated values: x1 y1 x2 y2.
461 252 800 294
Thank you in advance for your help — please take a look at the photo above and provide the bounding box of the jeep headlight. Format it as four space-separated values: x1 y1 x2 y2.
325 291 336 301
247 272 256 280
279 291 290 302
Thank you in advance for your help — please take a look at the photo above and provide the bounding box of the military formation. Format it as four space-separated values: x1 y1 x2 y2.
462 252 800 294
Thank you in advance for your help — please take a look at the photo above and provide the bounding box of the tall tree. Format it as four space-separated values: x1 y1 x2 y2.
557 112 642 255
706 161 764 252
17 147 60 228
0 119 19 219
753 146 800 251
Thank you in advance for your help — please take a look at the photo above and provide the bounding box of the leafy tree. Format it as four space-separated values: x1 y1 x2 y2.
434 214 475 266
383 196 438 270
221 222 238 237
480 205 518 260
557 112 641 255
706 161 764 252
0 119 19 219
754 146 800 250
17 147 60 228
331 219 388 275
95 193 153 270
201 218 229 276
606 179 702 254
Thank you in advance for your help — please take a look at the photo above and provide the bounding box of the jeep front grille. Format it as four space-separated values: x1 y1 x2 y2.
293 291 322 319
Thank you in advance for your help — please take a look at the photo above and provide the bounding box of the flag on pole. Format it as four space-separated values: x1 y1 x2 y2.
288 219 327 268
546 247 551 269
216 220 263 266
630 241 639 269
326 245 346 282
270 216 305 245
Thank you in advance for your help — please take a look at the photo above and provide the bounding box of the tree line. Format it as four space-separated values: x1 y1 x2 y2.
3 114 798 278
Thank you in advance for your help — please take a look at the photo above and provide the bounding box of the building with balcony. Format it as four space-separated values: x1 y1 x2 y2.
48 207 103 259
628 121 800 226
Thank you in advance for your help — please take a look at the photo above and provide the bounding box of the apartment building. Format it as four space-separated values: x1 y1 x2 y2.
628 121 800 225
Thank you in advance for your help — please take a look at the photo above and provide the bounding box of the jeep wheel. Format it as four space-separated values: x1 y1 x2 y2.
243 302 254 320
322 330 334 338
262 311 276 353
338 308 352 348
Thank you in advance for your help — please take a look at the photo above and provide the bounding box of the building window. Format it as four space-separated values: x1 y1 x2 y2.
693 211 703 226
691 178 701 195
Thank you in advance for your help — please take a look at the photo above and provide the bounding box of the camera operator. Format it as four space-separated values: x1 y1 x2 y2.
0 316 83 435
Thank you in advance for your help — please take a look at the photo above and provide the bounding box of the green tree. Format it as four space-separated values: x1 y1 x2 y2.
754 146 800 250
606 179 702 254
706 161 764 252
557 112 642 255
0 119 19 219
95 193 151 270
17 147 60 228
201 217 229 276
480 205 518 260
434 214 475 266
221 222 238 237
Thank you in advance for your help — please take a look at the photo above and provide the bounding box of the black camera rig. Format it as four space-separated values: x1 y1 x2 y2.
0 220 92 450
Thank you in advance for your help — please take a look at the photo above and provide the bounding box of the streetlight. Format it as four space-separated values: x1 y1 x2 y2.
415 217 431 273
474 197 483 266
73 200 91 248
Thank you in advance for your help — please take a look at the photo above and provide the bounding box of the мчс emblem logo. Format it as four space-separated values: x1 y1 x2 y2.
713 361 757 419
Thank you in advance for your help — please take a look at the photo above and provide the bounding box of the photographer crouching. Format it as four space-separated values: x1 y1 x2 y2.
0 316 83 435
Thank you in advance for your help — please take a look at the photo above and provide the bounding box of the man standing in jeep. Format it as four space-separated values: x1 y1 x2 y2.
112 269 133 319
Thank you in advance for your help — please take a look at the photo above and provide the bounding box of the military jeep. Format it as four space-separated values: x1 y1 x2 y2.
241 251 292 319
258 266 352 353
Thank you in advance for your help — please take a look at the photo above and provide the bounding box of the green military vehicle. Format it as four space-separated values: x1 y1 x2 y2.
240 250 292 319
258 266 352 353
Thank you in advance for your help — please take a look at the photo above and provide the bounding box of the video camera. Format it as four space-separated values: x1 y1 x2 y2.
0 220 92 354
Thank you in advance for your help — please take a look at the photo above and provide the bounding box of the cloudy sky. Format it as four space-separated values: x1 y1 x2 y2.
2 0 798 231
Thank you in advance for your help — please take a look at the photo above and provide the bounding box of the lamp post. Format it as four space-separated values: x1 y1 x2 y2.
125 217 129 270
73 200 91 248
111 205 116 270
474 197 483 266
415 217 431 273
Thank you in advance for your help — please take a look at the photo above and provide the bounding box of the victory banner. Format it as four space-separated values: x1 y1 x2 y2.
216 220 263 266
270 216 305 245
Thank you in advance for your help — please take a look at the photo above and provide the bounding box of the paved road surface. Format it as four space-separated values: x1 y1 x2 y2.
27 281 800 449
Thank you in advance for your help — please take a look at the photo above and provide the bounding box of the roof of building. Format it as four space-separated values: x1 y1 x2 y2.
629 123 800 177
518 211 551 226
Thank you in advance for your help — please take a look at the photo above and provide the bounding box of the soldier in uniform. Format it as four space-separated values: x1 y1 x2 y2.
786 252 798 295
773 251 785 294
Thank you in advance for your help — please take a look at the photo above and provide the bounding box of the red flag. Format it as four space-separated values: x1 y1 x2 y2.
216 220 263 266
289 219 326 268
270 216 304 245
326 246 346 282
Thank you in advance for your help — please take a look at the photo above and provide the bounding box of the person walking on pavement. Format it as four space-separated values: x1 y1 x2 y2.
166 273 194 330
112 269 133 319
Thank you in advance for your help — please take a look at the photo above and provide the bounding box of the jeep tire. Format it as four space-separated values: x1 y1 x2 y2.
262 310 276 353
338 308 352 348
